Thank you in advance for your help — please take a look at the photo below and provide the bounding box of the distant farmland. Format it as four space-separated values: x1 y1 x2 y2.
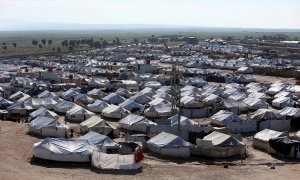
0 29 300 57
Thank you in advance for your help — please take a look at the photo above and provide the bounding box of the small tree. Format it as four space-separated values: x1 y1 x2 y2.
32 40 38 46
38 44 43 49
133 38 139 44
52 47 56 51
116 37 120 45
12 43 17 48
57 47 61 52
61 40 68 48
41 39 47 46
48 40 53 46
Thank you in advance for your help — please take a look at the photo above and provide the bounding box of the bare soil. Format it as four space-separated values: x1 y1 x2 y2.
0 120 299 180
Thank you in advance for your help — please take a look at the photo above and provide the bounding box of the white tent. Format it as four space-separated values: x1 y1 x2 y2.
66 106 95 122
101 104 129 119
203 94 222 105
54 100 77 113
243 97 269 110
279 107 300 118
143 81 161 89
74 94 95 105
223 88 240 98
7 102 31 115
180 96 204 108
28 116 69 138
24 98 58 110
144 103 172 118
222 99 248 114
194 131 246 157
62 89 80 101
91 152 142 170
250 109 280 121
272 96 295 109
116 88 132 98
146 132 190 158
119 114 157 133
119 99 144 112
0 97 13 108
37 90 59 100
33 138 96 162
130 93 152 105
211 110 241 127
236 66 253 74
80 116 119 136
87 88 106 99
9 91 30 102
79 131 119 152
148 97 170 106
250 109 290 131
87 99 109 113
102 93 126 105
253 129 285 153
30 107 59 120
140 87 156 97
152 92 172 102
274 91 295 99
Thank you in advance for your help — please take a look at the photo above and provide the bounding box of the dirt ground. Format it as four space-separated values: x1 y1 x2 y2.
0 121 299 180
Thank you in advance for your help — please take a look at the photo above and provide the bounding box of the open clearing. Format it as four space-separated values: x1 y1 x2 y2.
0 120 299 180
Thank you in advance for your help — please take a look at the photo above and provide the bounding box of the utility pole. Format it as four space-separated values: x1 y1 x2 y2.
171 62 181 134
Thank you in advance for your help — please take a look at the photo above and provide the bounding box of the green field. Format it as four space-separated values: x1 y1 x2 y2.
1 29 300 57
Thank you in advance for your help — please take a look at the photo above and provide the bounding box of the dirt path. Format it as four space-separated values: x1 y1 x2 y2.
0 121 299 180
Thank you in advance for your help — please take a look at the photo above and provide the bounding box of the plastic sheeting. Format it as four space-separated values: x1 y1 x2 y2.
30 107 59 119
91 152 142 170
33 138 96 162
87 99 109 113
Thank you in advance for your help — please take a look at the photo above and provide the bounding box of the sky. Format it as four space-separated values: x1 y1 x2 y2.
0 0 300 30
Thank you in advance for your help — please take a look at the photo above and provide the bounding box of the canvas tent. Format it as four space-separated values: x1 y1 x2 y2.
91 152 142 170
66 106 95 122
0 97 13 109
250 109 290 131
54 100 77 114
211 110 241 127
101 104 129 119
211 110 256 133
80 116 119 136
62 89 80 101
74 94 95 105
253 129 285 154
30 107 59 120
28 116 69 138
222 99 248 114
146 132 190 158
279 107 300 130
272 96 295 109
192 131 246 157
102 93 126 105
37 90 59 100
243 97 269 110
87 88 106 99
79 131 119 153
119 114 157 133
144 103 172 118
119 99 144 112
87 99 109 113
33 138 96 162
130 93 152 105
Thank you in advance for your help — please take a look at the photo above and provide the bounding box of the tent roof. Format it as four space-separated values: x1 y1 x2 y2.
147 132 190 148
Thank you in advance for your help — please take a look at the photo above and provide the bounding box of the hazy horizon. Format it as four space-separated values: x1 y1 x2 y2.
1 0 300 31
